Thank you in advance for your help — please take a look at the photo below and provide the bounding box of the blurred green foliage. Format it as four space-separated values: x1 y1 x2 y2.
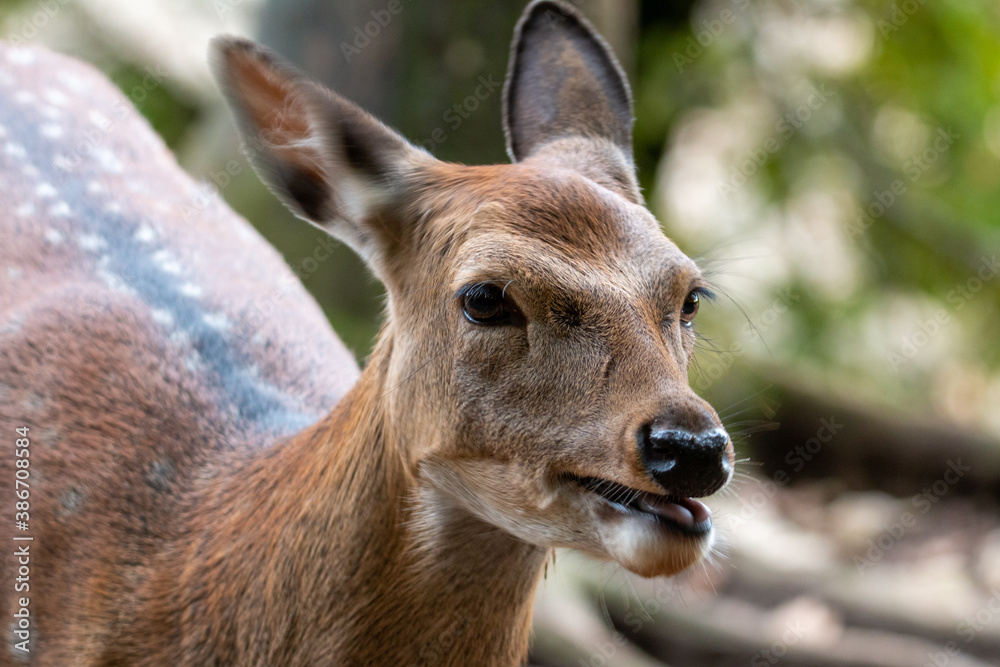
631 0 999 431
109 64 199 147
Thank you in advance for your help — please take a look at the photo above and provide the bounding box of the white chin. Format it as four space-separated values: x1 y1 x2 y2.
598 511 715 578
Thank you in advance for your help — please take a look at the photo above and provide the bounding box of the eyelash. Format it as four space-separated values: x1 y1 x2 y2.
691 286 716 301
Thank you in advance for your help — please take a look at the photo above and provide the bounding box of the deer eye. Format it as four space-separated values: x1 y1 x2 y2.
460 283 510 325
680 291 700 327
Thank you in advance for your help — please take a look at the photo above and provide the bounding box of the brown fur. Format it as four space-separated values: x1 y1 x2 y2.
0 2 733 665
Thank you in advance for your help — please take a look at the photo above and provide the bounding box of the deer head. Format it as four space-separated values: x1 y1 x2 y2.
211 0 733 579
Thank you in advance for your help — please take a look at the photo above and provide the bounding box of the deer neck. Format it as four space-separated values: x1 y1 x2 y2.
175 332 549 664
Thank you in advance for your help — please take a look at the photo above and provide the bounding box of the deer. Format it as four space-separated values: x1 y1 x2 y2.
0 1 734 664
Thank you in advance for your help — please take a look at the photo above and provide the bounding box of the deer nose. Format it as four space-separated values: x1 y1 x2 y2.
638 424 731 498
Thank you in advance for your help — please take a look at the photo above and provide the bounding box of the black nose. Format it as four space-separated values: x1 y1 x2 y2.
638 424 731 497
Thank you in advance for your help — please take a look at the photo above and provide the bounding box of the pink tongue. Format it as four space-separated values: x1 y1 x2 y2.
637 495 711 527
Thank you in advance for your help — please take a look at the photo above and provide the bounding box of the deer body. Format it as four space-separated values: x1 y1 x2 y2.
1 2 734 665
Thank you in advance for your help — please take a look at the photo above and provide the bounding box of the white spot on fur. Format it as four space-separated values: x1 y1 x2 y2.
0 313 25 337
22 391 46 412
94 147 123 173
59 487 84 517
88 110 109 128
6 48 37 65
169 329 190 347
180 283 203 298
151 309 174 326
134 226 155 243
202 313 230 330
104 202 122 214
40 105 61 119
6 266 24 280
58 70 89 93
87 181 104 194
44 228 64 245
234 223 256 242
13 90 35 105
14 203 34 218
49 202 71 217
43 87 69 107
21 165 38 178
153 250 182 275
99 269 132 294
0 124 6 138
77 233 106 251
40 123 64 139
4 142 26 158
35 183 56 198
184 353 204 373
53 154 76 171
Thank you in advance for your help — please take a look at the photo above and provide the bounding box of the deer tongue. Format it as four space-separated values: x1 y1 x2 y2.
637 494 711 529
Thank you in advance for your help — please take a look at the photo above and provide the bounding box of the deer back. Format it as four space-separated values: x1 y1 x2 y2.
0 43 358 663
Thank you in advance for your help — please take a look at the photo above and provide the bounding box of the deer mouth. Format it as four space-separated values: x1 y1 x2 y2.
568 475 713 535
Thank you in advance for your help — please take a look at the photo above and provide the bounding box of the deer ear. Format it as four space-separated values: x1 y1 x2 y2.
209 36 431 267
503 1 638 200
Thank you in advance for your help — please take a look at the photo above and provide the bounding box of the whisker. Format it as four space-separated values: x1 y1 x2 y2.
726 420 781 439
717 385 777 420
